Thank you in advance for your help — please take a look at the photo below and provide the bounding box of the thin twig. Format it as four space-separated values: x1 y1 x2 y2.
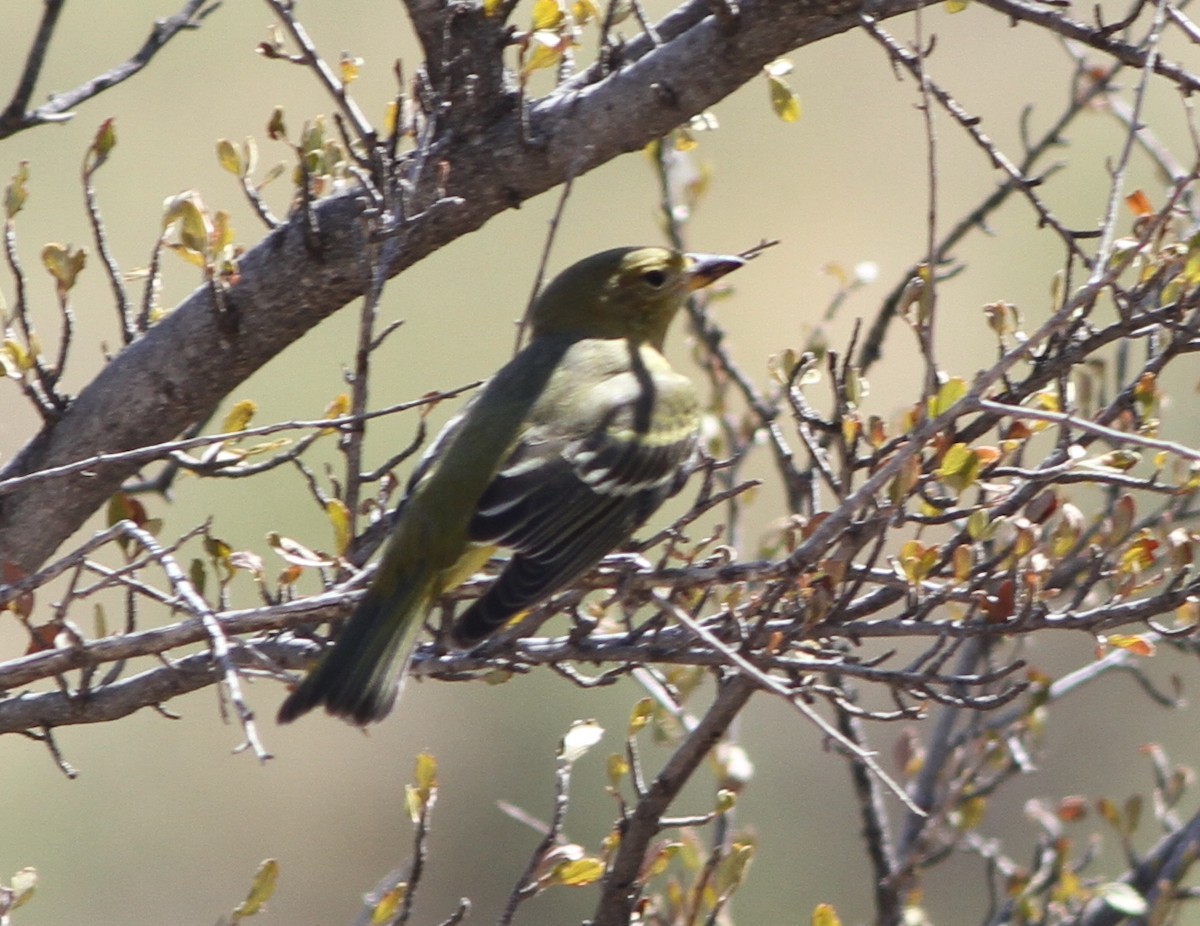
0 0 218 139
0 382 481 498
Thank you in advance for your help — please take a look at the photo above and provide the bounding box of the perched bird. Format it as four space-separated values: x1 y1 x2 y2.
277 246 745 725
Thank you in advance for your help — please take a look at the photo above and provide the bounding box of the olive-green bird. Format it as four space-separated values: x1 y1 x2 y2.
277 246 745 725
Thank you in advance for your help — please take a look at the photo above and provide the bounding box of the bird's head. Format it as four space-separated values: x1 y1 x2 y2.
529 246 745 349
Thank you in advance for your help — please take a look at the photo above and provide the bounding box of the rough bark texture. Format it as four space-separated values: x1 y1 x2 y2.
0 0 924 573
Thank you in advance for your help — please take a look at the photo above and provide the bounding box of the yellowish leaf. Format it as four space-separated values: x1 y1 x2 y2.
371 885 407 925
167 242 207 267
641 842 681 879
572 0 601 23
162 190 211 249
339 52 362 84
766 73 801 123
531 0 565 29
957 794 987 830
231 859 279 921
898 540 939 585
213 210 235 252
326 499 352 557
607 753 629 789
628 697 654 736
2 338 33 374
952 544 973 581
89 118 117 167
404 784 424 823
967 509 995 541
812 903 844 926
222 399 258 433
1104 634 1156 656
715 841 755 892
552 857 606 887
42 243 87 292
936 442 982 493
6 161 30 218
414 751 438 793
217 138 243 175
887 453 922 506
522 30 570 75
928 376 968 417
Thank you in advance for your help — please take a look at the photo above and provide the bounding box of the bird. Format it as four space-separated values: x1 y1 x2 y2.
277 245 745 726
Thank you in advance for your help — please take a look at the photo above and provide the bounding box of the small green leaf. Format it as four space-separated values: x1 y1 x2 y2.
414 751 438 793
929 376 968 417
326 499 351 557
812 903 844 926
531 0 565 29
551 857 606 887
628 697 654 736
370 884 407 925
217 139 243 175
766 73 801 123
966 509 995 541
339 52 362 85
936 442 982 494
887 454 922 506
222 400 257 433
231 859 278 921
6 161 30 218
89 118 117 168
606 753 629 789
3 338 33 374
42 243 87 293
406 753 439 822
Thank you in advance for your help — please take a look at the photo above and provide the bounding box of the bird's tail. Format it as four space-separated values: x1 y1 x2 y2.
277 562 433 726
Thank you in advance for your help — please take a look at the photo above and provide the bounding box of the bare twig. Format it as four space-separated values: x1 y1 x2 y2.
0 0 218 140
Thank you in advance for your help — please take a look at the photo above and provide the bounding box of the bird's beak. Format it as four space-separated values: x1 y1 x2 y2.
684 253 746 292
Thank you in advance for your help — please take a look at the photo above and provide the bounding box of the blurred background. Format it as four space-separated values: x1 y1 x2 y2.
2 1 1199 923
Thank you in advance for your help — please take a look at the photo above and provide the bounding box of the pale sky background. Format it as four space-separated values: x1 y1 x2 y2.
2 2 1199 925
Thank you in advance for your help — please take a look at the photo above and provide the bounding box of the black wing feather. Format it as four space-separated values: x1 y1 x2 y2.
453 422 693 644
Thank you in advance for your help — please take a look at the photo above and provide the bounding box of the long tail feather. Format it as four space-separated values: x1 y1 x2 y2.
277 565 431 726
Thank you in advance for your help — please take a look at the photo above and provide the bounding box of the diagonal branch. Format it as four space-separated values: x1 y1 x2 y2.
0 0 67 132
590 674 755 926
975 0 1200 93
0 0 929 576
0 0 218 140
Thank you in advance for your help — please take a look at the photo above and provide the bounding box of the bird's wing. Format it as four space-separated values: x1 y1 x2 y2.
455 358 697 642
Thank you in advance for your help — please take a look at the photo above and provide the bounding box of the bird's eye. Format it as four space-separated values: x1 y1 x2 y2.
642 269 668 288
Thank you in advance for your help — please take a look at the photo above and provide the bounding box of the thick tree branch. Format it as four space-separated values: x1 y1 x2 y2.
591 674 756 926
0 0 926 575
